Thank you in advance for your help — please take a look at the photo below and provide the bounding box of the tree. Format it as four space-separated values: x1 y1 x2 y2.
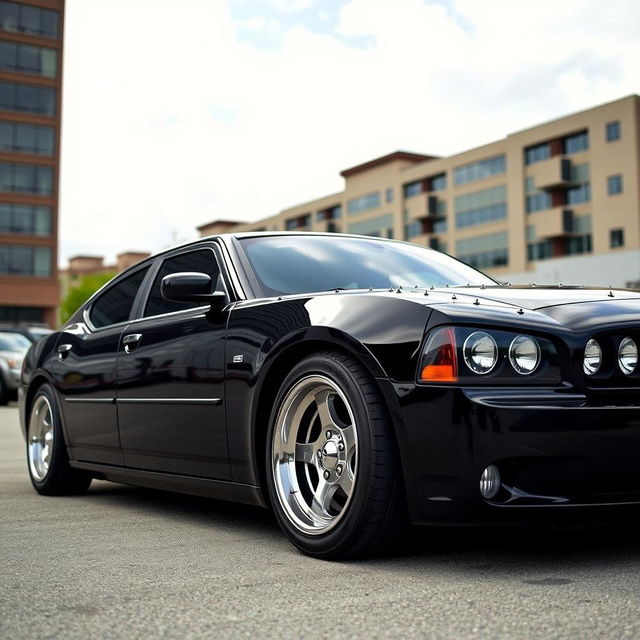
59 272 115 325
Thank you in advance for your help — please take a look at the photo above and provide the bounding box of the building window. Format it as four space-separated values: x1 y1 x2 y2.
527 239 553 261
316 205 341 222
0 122 54 155
385 187 393 203
404 221 422 240
403 181 423 199
606 121 621 142
453 155 506 187
347 192 380 215
0 82 56 116
0 244 51 276
456 231 508 269
0 204 51 235
564 131 589 154
566 234 592 256
285 213 311 230
347 213 393 238
610 228 625 248
524 143 551 165
431 173 447 191
0 162 52 195
0 1 59 38
607 174 623 195
0 305 44 323
455 185 507 228
525 176 552 213
0 41 57 78
566 183 590 205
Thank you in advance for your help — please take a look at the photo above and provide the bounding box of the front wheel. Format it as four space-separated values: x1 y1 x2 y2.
266 352 406 559
27 384 92 495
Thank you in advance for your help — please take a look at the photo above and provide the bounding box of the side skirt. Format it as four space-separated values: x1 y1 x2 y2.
69 461 267 508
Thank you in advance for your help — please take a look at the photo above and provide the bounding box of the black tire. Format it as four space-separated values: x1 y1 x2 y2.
0 376 9 406
26 383 92 496
265 351 406 559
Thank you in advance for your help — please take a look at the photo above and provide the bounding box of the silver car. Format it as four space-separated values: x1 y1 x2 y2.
0 332 31 405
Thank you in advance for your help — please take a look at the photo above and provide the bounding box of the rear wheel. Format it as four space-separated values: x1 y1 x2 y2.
266 351 406 559
27 384 92 495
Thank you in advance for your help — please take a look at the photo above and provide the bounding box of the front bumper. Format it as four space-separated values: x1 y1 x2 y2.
384 382 640 525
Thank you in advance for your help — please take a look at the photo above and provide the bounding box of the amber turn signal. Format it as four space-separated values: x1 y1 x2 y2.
419 327 458 383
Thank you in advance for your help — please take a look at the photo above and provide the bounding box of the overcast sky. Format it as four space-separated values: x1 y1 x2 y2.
59 0 640 265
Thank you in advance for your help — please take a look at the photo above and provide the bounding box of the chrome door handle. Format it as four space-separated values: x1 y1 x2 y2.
122 333 142 353
57 344 72 360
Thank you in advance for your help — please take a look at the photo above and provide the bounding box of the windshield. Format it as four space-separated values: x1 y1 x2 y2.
0 332 31 352
239 235 495 296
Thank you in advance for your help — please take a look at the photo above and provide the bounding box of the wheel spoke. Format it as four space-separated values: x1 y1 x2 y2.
294 442 316 464
315 389 337 430
340 423 356 453
311 478 335 517
337 469 354 496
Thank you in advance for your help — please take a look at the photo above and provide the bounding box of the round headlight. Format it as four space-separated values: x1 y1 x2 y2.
618 337 637 375
583 338 602 376
463 332 498 374
509 335 540 375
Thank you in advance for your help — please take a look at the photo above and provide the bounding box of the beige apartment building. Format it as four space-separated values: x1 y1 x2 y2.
199 95 640 287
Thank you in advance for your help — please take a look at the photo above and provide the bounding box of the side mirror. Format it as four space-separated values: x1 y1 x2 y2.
161 272 226 310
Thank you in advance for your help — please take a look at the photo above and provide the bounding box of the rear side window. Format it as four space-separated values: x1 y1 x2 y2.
89 267 149 328
144 248 221 317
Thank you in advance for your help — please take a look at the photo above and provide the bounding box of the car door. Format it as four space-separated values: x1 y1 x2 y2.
116 244 231 480
54 265 151 465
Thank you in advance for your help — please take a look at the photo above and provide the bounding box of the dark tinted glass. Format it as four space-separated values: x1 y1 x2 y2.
144 249 221 317
239 236 494 296
90 267 149 328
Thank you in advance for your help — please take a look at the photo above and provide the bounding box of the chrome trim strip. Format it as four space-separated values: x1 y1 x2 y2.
116 398 223 406
65 398 115 404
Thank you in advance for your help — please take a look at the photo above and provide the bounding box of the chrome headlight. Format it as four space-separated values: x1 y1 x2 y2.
463 331 498 375
618 337 637 375
583 338 602 376
509 335 540 375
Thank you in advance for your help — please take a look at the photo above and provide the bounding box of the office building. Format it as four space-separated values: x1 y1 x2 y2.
199 95 640 288
0 0 64 326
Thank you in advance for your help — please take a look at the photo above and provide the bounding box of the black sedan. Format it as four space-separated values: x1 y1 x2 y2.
19 232 640 558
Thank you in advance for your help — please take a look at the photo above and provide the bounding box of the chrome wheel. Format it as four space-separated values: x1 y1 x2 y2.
272 374 358 535
28 395 54 482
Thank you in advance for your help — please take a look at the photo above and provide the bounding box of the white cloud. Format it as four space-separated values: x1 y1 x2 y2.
60 0 640 265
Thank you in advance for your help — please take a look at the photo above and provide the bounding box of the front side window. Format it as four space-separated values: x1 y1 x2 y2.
144 249 221 317
89 267 149 328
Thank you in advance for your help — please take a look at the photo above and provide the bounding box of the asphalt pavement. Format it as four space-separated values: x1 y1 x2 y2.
2 403 640 639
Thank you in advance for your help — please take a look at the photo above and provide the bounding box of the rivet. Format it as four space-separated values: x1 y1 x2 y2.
396 287 402 294
388 287 393 292
473 298 480 306
517 308 524 315
424 290 429 296
452 294 457 300
480 284 485 290
323 470 330 480
326 430 332 439
608 290 614 297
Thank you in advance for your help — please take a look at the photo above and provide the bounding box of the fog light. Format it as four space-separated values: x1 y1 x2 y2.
479 464 501 500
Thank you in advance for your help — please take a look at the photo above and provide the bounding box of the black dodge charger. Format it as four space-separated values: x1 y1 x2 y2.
19 232 640 558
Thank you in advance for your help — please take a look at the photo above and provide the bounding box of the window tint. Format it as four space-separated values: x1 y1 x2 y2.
89 267 149 328
144 249 221 317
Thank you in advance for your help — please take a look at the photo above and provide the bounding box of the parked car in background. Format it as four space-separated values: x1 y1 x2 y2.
0 325 53 344
0 331 31 405
17 232 640 558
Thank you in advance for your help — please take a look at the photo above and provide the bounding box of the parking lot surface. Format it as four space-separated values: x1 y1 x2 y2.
2 403 640 639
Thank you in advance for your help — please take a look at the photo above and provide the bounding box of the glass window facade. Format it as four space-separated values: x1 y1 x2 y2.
347 213 394 238
564 131 589 154
0 244 51 276
453 155 505 186
0 82 56 115
0 1 58 38
527 239 553 262
404 220 422 240
0 162 52 195
454 185 507 228
456 232 508 269
0 41 57 77
385 187 393 203
566 234 592 256
524 143 550 165
567 163 590 205
347 192 380 215
610 228 624 248
0 203 51 235
607 174 623 195
525 176 552 213
0 305 44 323
606 121 621 142
403 181 422 198
0 122 54 155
